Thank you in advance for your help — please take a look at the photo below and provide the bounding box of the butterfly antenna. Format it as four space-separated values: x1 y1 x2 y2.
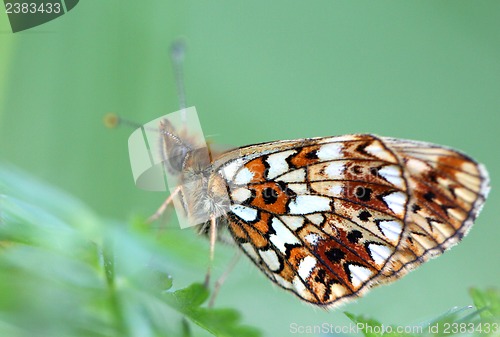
170 40 187 124
103 113 144 129
104 113 170 138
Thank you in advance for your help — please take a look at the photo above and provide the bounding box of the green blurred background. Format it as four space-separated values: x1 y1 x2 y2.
1 1 499 336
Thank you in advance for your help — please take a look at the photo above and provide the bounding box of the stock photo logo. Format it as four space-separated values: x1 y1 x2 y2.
3 0 79 32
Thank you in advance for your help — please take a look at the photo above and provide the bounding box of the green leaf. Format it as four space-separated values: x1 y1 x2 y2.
164 284 261 337
0 163 260 337
344 312 385 337
470 288 500 321
164 283 209 309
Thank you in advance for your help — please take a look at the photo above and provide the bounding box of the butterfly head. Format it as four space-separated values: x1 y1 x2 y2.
159 119 211 175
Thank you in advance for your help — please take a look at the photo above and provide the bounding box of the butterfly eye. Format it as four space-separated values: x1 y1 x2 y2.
165 144 190 173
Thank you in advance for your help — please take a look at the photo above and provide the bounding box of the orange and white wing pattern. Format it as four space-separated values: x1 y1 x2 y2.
212 134 489 307
379 137 489 280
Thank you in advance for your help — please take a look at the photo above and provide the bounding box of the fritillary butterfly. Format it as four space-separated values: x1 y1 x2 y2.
157 117 490 308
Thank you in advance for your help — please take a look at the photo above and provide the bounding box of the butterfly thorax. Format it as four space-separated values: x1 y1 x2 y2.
178 166 230 226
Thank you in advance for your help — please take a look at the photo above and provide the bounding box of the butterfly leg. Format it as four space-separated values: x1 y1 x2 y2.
204 215 218 288
147 186 181 223
208 251 241 308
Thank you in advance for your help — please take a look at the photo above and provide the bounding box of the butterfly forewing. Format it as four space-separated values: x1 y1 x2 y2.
211 134 489 307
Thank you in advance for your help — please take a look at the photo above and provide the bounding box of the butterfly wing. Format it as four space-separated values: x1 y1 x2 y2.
379 137 490 280
212 134 489 307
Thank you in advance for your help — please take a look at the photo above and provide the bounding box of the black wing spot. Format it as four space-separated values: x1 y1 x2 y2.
325 248 345 263
423 191 436 202
305 150 318 160
347 230 363 244
262 187 278 204
412 204 421 213
355 186 372 202
351 165 363 174
314 268 326 283
358 210 372 222
428 172 438 183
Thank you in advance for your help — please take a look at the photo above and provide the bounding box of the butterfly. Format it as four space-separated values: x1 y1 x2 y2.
154 111 490 308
